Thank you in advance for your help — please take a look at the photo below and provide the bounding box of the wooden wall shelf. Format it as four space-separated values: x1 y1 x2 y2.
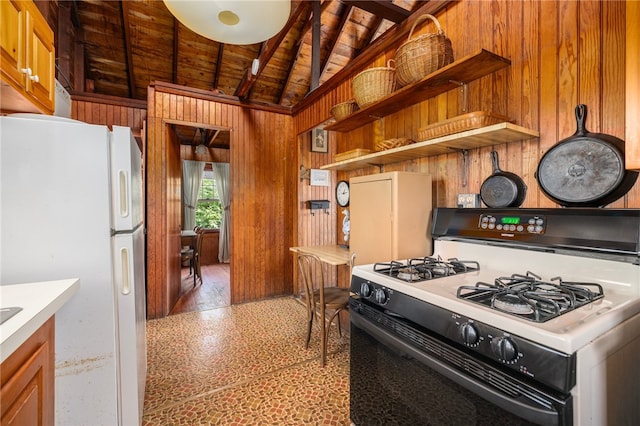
324 49 511 133
321 122 540 171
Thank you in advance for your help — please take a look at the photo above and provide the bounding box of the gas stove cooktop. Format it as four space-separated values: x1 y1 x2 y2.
373 257 606 323
456 271 605 323
373 256 479 283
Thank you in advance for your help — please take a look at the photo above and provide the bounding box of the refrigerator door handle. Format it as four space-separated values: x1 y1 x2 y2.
119 170 129 218
120 247 131 295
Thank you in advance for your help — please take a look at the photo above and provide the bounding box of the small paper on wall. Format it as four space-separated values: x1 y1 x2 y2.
310 169 330 186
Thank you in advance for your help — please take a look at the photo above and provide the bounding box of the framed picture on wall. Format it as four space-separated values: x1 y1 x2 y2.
311 128 328 153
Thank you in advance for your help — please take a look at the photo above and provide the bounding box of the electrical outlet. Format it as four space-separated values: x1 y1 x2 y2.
457 193 481 208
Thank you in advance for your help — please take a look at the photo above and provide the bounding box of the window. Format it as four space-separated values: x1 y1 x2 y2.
195 169 222 229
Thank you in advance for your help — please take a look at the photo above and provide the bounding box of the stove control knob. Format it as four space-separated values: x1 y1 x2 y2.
459 322 480 346
491 336 519 362
373 288 389 305
360 282 372 298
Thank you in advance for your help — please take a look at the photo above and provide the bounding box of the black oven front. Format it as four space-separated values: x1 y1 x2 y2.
349 295 573 426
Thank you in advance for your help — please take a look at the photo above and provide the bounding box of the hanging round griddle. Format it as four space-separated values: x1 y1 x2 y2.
480 150 527 208
536 104 638 207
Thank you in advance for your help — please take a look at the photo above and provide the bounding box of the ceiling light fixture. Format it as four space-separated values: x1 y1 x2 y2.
195 128 208 155
163 0 291 45
195 144 208 155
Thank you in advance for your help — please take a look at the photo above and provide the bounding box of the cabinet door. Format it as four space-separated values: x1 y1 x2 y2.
0 318 54 426
350 178 393 265
25 3 54 112
0 0 26 87
1 343 50 425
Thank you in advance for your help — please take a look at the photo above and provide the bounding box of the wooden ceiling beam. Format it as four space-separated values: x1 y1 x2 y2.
355 0 433 57
234 0 309 98
206 129 221 147
68 0 85 91
120 1 136 98
354 16 383 57
293 0 455 113
299 0 333 36
342 0 411 23
213 44 224 89
234 43 263 99
310 0 321 90
277 2 314 104
319 3 352 79
278 0 336 103
172 19 178 84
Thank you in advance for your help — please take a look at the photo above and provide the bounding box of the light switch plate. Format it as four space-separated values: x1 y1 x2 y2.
457 193 481 208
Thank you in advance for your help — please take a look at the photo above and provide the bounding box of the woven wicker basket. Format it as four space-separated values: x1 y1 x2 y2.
334 148 373 162
352 60 397 108
395 14 454 87
375 137 414 152
417 111 511 141
330 100 359 121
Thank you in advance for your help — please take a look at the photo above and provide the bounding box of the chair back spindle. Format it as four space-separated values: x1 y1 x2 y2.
296 253 349 366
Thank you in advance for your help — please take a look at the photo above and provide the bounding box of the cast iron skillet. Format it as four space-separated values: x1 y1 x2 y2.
536 104 638 207
480 150 527 208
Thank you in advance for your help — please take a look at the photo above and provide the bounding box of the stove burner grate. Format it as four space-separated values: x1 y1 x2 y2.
492 293 535 315
373 256 480 283
457 271 605 322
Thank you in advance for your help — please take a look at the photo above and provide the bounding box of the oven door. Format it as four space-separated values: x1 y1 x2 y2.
350 299 573 426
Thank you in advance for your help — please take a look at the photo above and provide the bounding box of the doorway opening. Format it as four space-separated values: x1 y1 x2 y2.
169 121 232 315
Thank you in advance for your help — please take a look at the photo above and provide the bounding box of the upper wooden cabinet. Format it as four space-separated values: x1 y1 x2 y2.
1 0 55 114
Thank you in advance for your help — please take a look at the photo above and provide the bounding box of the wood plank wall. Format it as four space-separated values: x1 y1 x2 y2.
71 93 147 144
294 0 640 268
293 130 346 295
145 83 294 318
626 1 640 169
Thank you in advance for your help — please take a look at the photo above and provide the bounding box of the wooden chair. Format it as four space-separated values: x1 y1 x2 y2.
181 246 196 286
193 226 205 286
297 252 351 366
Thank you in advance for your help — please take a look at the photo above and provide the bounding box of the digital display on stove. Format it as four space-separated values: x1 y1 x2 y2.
477 213 546 234
501 217 520 225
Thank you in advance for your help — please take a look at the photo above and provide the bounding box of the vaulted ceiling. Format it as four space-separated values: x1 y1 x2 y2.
71 0 450 109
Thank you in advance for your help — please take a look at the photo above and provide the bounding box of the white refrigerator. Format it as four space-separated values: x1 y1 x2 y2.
0 115 146 425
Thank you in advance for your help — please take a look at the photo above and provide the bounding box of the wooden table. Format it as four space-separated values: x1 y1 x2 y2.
181 230 197 249
289 245 352 266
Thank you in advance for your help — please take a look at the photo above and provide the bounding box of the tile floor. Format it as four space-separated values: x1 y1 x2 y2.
143 296 350 425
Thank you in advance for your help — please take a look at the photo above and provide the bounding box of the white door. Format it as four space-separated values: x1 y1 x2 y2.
110 126 143 232
112 225 146 425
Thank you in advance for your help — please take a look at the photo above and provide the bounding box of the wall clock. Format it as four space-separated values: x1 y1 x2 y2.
336 180 350 207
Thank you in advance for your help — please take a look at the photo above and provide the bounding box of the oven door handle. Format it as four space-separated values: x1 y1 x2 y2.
351 312 563 426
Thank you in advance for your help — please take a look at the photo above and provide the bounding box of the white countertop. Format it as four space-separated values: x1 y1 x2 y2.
0 279 80 362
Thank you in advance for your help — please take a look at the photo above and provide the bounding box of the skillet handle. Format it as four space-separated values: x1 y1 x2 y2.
490 150 501 174
575 104 588 136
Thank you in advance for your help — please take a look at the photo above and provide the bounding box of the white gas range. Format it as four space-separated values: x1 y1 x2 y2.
349 208 640 426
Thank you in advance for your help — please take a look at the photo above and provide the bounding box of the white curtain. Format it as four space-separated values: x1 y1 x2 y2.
212 162 230 263
182 160 205 231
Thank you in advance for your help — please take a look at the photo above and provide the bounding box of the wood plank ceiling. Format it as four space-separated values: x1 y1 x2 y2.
72 0 429 109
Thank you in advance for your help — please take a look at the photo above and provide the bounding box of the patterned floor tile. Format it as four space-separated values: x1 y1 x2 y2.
143 297 350 425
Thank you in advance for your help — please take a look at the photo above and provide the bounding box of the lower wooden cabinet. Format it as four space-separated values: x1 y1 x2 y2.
1 317 54 426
